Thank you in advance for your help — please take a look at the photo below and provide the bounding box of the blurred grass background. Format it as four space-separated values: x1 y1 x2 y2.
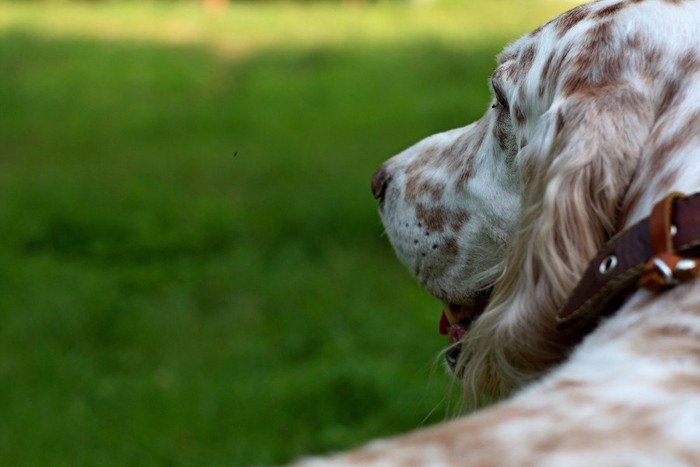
0 0 580 465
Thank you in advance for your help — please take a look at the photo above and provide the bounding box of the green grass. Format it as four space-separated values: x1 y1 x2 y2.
0 1 580 465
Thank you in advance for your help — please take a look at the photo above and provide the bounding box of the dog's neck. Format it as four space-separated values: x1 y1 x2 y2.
556 193 700 338
542 278 700 401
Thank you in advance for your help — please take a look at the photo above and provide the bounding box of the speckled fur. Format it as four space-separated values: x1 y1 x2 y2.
295 0 700 464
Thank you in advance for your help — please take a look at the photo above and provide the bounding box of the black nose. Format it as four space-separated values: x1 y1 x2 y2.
371 164 391 201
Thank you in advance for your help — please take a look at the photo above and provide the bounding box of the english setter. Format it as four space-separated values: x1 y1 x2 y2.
297 0 700 464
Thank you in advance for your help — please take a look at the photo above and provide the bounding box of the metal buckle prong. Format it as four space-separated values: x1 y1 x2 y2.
651 257 678 286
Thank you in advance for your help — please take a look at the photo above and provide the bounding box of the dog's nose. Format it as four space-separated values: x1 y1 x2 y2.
371 164 391 201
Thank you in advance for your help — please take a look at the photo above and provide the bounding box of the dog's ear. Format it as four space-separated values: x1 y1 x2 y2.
457 84 656 405
518 84 655 302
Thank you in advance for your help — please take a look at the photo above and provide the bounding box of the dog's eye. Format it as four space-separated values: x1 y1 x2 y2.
493 89 509 109
490 78 509 110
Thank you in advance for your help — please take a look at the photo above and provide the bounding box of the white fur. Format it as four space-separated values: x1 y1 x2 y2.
294 0 700 464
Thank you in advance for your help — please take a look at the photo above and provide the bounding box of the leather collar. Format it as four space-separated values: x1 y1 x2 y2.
557 192 700 335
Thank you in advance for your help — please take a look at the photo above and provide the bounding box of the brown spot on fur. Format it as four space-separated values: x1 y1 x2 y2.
428 183 445 201
555 5 590 37
442 133 473 167
555 108 565 135
593 2 627 18
492 61 517 81
529 24 544 38
450 209 470 231
657 79 681 116
470 119 488 155
546 44 574 93
547 379 599 405
517 85 527 103
455 155 476 192
531 414 662 453
624 31 643 50
637 323 700 360
601 53 625 87
561 21 616 97
404 175 421 203
553 379 584 389
652 111 700 175
404 176 422 203
440 236 459 256
540 52 555 81
405 148 434 176
406 178 446 203
418 180 445 201
448 122 488 193
497 50 517 65
665 373 700 392
502 63 517 82
415 204 449 234
519 44 537 77
677 50 700 75
640 46 664 84
538 53 555 98
404 178 445 203
643 324 695 340
588 20 614 50
654 168 682 194
513 104 526 126
569 49 594 82
457 406 543 433
493 110 512 152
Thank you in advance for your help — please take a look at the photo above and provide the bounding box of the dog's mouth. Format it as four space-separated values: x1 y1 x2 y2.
439 288 493 368
439 288 493 341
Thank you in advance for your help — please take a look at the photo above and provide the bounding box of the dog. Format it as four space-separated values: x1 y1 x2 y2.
297 0 700 464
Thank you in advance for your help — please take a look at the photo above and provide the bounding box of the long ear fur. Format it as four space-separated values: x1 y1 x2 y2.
456 84 656 405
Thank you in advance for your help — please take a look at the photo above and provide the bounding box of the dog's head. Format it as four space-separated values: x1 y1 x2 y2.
373 0 699 404
371 112 520 322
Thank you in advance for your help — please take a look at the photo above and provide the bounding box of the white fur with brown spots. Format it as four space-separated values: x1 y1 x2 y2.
295 0 700 464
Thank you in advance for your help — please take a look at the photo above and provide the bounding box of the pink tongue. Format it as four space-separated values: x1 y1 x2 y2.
439 309 467 343
448 323 466 343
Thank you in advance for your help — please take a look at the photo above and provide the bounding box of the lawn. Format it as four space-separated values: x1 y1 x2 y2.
0 1 580 465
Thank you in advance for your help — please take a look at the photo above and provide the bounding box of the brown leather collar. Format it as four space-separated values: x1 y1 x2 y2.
557 192 700 335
